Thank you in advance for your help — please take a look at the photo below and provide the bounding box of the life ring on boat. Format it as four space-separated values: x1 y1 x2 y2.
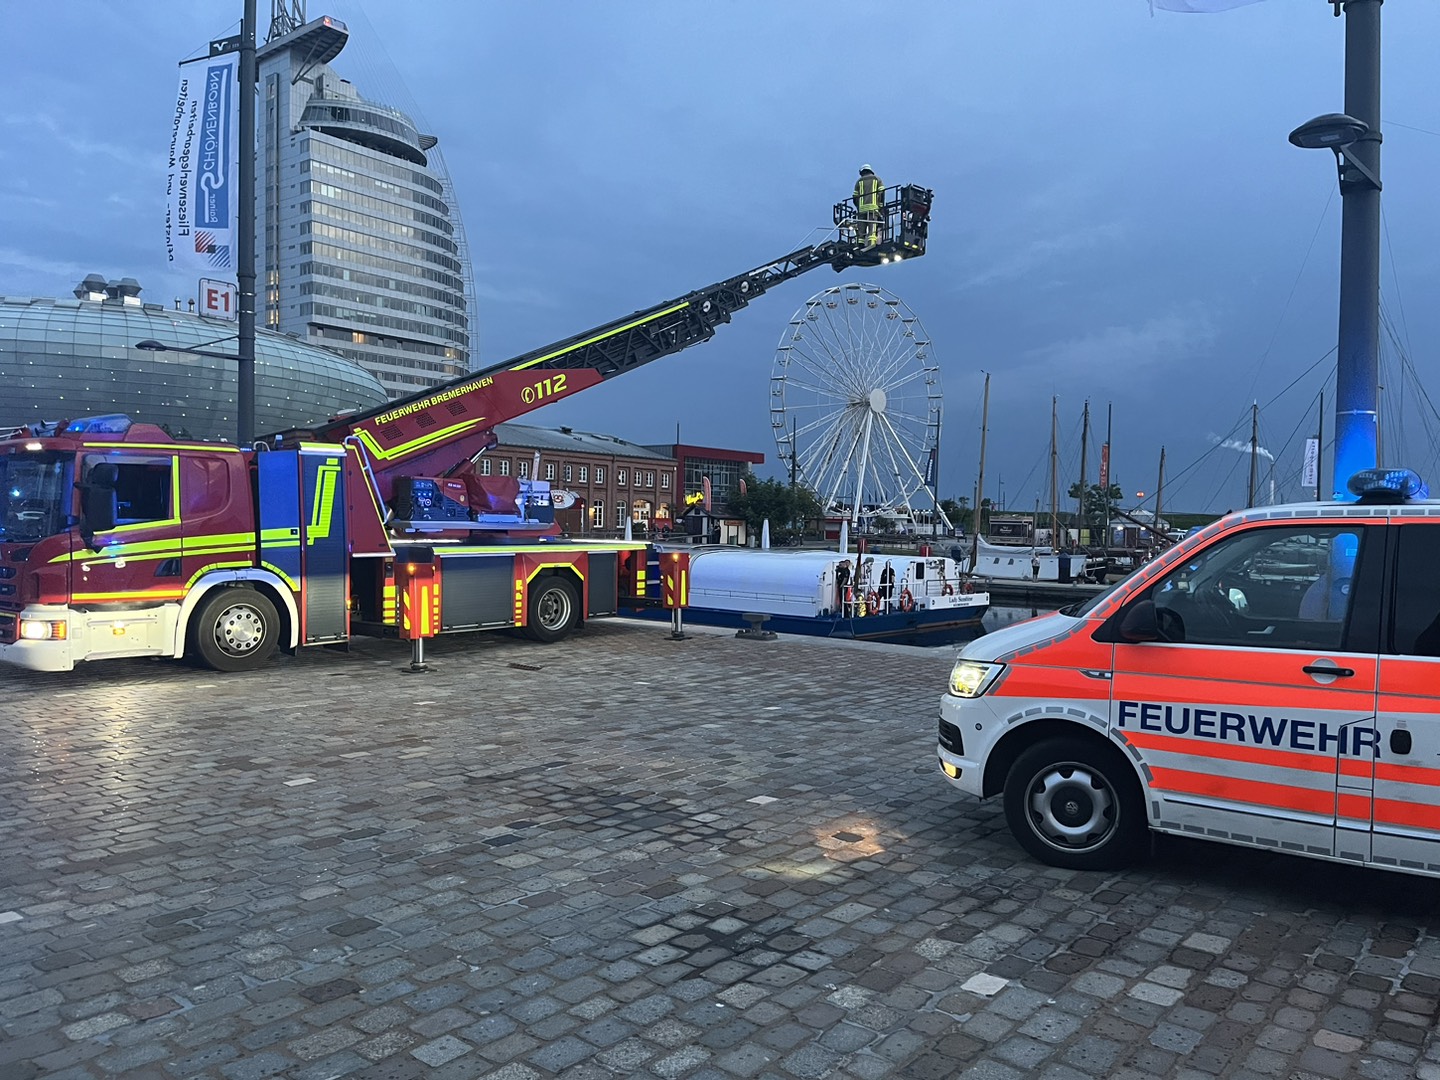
961 581 976 595
865 590 879 613
899 589 915 612
941 583 955 596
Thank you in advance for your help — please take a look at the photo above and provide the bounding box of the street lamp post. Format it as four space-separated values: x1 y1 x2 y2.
136 339 243 364
135 340 251 439
201 0 257 448
1289 0 1382 499
236 0 257 449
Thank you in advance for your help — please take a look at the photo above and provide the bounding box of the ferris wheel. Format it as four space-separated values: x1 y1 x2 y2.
770 282 946 528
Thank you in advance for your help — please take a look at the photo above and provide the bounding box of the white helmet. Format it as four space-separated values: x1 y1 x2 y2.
859 164 873 174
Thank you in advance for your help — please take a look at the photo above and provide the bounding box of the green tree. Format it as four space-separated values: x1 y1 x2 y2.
726 471 822 537
1066 482 1122 527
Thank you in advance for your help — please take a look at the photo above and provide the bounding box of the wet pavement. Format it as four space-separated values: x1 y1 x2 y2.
2 619 1440 1080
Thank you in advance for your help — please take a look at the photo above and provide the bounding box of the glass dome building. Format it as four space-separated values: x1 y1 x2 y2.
0 276 388 442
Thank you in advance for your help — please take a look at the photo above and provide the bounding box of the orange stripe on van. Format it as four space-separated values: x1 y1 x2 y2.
1125 730 1379 781
990 668 1111 700
1373 761 1440 788
1116 673 1375 711
1371 796 1440 831
1337 792 1371 822
1339 758 1374 780
1378 657 1440 698
1123 730 1347 774
1148 766 1336 816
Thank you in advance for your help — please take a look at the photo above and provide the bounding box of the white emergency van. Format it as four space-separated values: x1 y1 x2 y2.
937 469 1440 875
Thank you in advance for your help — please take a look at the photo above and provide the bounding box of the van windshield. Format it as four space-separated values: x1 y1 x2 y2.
1066 582 1120 618
0 452 71 543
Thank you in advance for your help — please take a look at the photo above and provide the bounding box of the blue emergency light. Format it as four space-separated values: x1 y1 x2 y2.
62 415 134 435
1346 467 1429 503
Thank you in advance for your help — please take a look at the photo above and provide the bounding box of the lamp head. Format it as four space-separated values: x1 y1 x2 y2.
1288 113 1368 150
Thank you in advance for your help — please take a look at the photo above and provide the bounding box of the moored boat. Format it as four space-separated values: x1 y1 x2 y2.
640 546 989 640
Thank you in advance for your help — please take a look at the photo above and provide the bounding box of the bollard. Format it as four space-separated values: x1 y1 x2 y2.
662 550 690 641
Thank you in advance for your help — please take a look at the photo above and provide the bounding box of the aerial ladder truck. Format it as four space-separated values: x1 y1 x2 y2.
0 188 932 673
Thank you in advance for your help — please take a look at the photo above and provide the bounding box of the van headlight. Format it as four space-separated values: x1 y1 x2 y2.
949 660 1003 698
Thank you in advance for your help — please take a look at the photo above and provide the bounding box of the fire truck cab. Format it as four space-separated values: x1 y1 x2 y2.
938 468 1440 878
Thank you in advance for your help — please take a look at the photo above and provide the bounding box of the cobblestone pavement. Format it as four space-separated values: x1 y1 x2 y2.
4 620 1440 1080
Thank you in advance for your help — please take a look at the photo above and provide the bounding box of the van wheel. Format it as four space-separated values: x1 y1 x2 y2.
1003 737 1147 870
191 588 280 672
524 578 579 643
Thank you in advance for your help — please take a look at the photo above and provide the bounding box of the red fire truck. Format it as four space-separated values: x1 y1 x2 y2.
0 189 932 673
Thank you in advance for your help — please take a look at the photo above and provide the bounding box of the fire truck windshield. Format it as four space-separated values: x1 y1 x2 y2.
0 452 70 543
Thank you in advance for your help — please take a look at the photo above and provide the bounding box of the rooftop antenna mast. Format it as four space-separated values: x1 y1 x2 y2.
268 0 305 41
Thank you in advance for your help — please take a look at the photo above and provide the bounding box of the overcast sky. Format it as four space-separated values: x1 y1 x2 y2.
3 0 1439 514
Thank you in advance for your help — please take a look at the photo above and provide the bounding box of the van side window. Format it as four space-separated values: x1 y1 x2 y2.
1149 525 1364 650
1392 525 1440 656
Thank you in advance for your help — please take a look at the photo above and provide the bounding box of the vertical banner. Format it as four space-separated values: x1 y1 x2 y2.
166 52 239 274
1099 443 1111 488
701 476 712 512
925 447 938 487
1301 438 1320 491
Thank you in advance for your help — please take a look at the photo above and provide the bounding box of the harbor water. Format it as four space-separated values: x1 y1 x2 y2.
897 602 1066 649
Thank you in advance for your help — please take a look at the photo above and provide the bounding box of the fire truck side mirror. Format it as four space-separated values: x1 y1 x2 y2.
78 462 118 548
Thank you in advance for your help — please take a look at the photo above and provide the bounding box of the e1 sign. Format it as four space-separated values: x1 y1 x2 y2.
199 279 238 321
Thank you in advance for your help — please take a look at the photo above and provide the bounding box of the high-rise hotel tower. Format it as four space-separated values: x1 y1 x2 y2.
256 7 472 397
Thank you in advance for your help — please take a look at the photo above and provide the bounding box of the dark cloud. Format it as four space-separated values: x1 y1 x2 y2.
3 0 1438 511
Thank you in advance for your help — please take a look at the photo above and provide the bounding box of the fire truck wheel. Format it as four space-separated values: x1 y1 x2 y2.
191 587 280 672
525 577 579 643
1003 737 1146 871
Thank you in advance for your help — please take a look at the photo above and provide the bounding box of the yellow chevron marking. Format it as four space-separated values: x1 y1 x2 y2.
523 562 586 586
308 459 343 543
354 415 487 462
186 562 257 589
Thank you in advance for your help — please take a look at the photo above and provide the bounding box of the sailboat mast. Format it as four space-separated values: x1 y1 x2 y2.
1078 400 1090 542
1155 446 1166 540
1248 401 1259 508
1104 402 1113 549
1049 397 1059 550
971 372 990 568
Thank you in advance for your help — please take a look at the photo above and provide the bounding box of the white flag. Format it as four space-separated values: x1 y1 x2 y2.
1151 0 1267 11
1301 438 1320 490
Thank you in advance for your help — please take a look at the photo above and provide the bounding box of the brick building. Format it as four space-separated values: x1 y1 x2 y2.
642 442 765 507
485 423 678 536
